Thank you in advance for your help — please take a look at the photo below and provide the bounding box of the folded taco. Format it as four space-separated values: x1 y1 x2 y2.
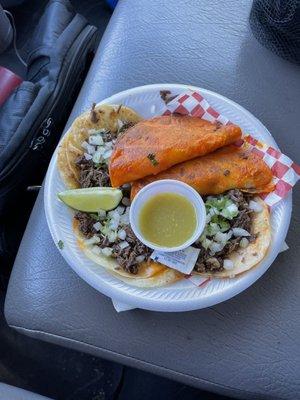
58 103 142 189
131 145 274 199
109 115 242 187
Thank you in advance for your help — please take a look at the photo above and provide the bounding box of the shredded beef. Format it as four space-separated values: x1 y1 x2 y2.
231 209 251 231
194 246 224 273
75 213 151 275
228 189 249 209
110 226 152 274
101 129 116 142
74 212 96 238
194 190 256 273
223 238 240 254
98 236 110 248
118 121 135 134
75 156 110 188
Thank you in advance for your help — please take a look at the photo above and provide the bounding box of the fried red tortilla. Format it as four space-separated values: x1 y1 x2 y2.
109 115 242 187
131 145 274 199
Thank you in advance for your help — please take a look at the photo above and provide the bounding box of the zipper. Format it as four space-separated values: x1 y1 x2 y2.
0 25 97 193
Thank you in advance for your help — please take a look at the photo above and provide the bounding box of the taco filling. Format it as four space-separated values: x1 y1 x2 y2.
74 180 261 276
71 123 152 275
193 189 260 273
75 209 152 274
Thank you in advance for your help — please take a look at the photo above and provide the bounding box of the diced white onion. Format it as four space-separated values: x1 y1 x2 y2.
209 241 225 255
232 228 251 237
96 146 105 154
121 197 130 206
209 207 219 216
103 149 113 159
89 134 103 146
115 206 125 215
227 203 238 214
136 255 145 263
117 229 126 240
109 214 120 230
108 231 117 243
93 222 102 231
108 210 119 219
201 237 212 250
249 200 263 213
92 150 102 164
112 214 121 225
84 152 93 160
223 259 234 270
102 247 113 257
86 143 96 155
100 225 109 236
105 141 113 148
220 203 238 219
98 209 106 219
205 214 211 224
207 222 220 236
120 213 130 225
92 245 102 255
85 235 100 245
119 241 129 249
214 231 232 243
239 238 250 248
120 207 130 225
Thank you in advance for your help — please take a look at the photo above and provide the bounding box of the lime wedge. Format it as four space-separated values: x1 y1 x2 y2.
58 187 122 212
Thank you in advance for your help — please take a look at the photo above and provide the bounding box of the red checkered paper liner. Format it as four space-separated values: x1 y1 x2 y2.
160 90 299 288
163 90 300 209
241 136 300 207
163 90 231 124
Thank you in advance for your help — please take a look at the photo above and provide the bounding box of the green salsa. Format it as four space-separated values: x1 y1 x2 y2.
139 192 197 248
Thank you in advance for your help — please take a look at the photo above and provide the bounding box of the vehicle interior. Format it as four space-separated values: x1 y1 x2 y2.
0 0 299 399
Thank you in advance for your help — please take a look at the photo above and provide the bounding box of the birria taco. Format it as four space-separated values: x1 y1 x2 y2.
109 114 242 187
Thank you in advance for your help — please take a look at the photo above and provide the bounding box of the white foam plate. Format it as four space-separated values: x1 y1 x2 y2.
44 84 292 312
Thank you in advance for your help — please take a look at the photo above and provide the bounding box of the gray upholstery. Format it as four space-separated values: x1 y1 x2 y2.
0 383 52 400
5 0 300 399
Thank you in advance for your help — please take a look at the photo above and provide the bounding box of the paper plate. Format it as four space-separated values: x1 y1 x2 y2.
44 84 292 312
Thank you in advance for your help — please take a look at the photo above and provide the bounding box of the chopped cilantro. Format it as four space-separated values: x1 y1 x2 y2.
58 240 64 250
147 153 159 166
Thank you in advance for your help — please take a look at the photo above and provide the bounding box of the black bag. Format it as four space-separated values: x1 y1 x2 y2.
0 0 98 267
250 0 300 64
